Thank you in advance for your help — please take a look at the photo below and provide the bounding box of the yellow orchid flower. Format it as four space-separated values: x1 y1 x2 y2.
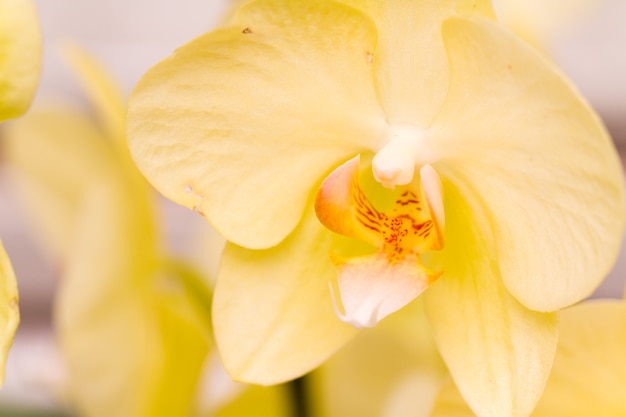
125 1 624 416
3 46 211 417
0 0 41 386
430 299 626 416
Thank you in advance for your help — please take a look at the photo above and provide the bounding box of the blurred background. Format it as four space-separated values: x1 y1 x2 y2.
0 0 625 415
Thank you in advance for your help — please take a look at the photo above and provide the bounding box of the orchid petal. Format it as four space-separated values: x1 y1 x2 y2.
61 46 147 186
3 45 144 260
431 301 626 416
0 241 19 385
62 45 127 144
314 156 379 246
420 164 445 244
213 204 358 384
3 107 114 259
127 0 387 250
432 16 625 311
0 0 41 121
423 178 558 417
337 0 494 127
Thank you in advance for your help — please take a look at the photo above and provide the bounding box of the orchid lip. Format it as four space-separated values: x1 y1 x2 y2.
328 253 442 328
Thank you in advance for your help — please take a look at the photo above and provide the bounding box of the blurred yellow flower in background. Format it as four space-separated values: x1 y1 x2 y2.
206 377 292 417
3 46 212 417
311 298 447 417
125 1 624 416
0 0 41 386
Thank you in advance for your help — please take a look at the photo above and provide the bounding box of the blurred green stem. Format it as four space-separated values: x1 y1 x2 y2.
290 375 311 417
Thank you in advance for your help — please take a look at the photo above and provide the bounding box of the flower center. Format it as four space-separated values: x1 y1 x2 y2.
315 156 444 328
372 126 436 189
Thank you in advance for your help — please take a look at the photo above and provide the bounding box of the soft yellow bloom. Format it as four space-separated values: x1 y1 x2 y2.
430 300 626 416
0 0 41 386
0 0 41 121
3 47 211 417
126 1 624 416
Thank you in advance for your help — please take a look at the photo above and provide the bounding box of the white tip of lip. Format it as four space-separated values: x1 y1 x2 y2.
329 252 436 329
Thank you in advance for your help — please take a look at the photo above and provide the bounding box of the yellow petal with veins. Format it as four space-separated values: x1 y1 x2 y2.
532 300 626 416
423 177 558 417
0 242 19 386
0 0 41 121
431 301 626 416
433 16 625 311
213 204 358 385
127 0 386 250
337 0 495 127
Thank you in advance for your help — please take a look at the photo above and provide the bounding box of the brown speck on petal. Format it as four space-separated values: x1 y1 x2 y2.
192 204 205 216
